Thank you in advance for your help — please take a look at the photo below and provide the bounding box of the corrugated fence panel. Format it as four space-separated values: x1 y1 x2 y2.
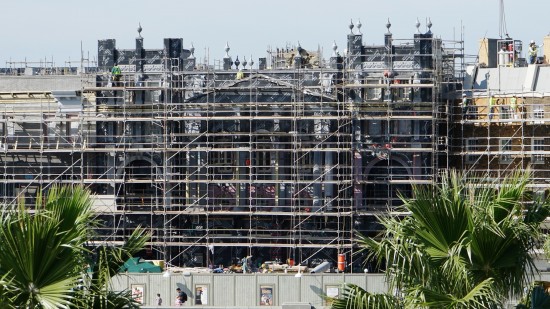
116 273 375 307
147 274 171 306
114 273 541 308
300 275 324 308
341 274 366 288
366 274 387 293
215 273 237 306
110 275 129 295
278 274 301 305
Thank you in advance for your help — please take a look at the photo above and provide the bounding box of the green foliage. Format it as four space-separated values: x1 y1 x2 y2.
73 227 149 309
330 284 402 309
0 186 93 308
0 185 150 309
335 170 550 309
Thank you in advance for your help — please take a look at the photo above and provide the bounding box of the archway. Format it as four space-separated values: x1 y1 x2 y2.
119 159 162 208
364 157 413 209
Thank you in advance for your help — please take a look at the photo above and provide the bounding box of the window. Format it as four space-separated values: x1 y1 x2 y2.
533 104 544 123
210 139 234 175
367 120 386 143
532 138 545 164
212 151 233 174
297 152 313 180
500 106 512 120
256 137 272 174
465 139 479 164
397 120 412 135
500 139 513 164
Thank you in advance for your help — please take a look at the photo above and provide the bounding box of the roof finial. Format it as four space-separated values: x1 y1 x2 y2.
356 19 362 34
349 19 354 34
249 55 254 69
386 18 392 34
224 42 230 59
137 23 143 38
415 18 421 34
427 18 433 33
188 42 195 59
332 41 338 57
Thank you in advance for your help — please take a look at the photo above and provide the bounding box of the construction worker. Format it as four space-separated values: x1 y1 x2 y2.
111 63 122 86
236 69 244 80
510 96 518 119
528 40 538 65
461 94 471 119
488 95 496 120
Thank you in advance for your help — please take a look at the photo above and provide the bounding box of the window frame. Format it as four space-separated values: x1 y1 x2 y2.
499 138 513 164
532 138 545 164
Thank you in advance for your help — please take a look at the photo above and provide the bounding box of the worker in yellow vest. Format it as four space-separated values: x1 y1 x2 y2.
489 96 497 120
510 96 518 119
236 69 244 80
528 40 538 65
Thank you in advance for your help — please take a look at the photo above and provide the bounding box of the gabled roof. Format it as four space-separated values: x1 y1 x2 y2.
185 73 337 103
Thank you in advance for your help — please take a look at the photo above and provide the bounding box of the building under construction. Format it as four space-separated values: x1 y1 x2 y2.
4 19 548 271
454 37 550 193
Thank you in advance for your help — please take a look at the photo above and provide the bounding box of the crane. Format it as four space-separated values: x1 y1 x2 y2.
499 0 509 39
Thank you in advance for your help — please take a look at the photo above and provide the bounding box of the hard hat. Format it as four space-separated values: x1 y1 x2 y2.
530 40 535 44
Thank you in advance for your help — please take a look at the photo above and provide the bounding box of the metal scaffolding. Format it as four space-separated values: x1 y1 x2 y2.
0 22 465 271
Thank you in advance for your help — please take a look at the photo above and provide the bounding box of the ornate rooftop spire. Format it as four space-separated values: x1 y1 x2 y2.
224 42 230 59
188 42 195 59
137 23 143 38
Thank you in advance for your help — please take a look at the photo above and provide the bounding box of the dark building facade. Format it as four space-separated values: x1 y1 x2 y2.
0 21 464 271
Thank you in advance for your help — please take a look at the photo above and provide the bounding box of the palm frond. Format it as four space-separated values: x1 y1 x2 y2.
331 284 402 309
347 170 544 308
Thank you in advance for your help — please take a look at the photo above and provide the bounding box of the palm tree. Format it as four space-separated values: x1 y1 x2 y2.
0 186 93 308
72 226 148 309
0 185 149 308
332 170 550 309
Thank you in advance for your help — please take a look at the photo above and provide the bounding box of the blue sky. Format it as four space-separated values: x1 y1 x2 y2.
1 0 548 67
